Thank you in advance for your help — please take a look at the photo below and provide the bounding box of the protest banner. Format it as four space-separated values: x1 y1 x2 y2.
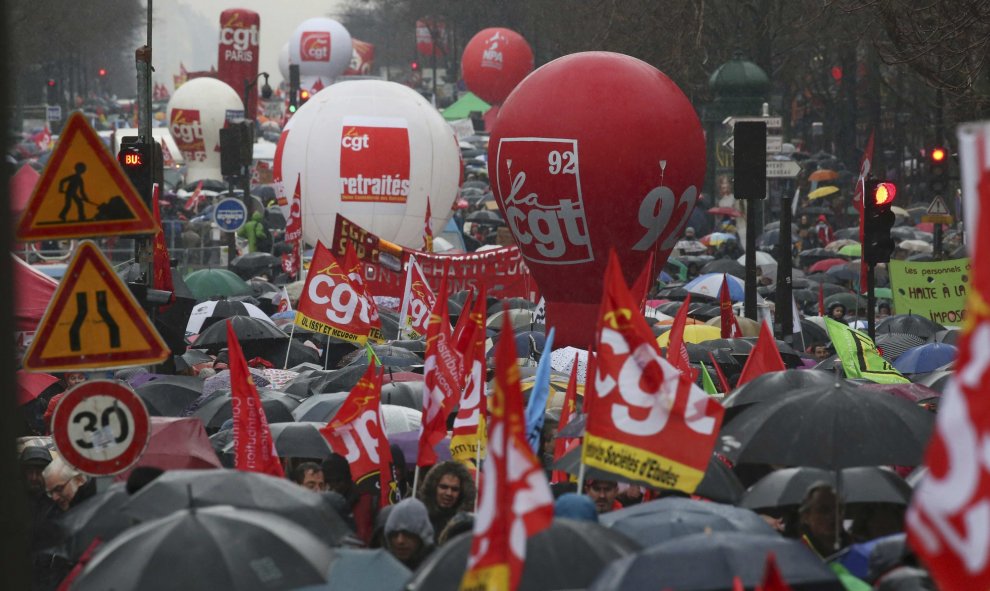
889 258 970 327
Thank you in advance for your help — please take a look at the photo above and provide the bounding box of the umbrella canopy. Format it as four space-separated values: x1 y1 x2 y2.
465 209 503 225
684 273 744 301
53 483 131 562
898 239 933 254
192 389 299 431
342 344 423 370
741 466 913 512
808 258 850 273
255 421 331 459
876 314 944 340
389 429 451 465
700 259 746 279
73 506 335 591
675 239 708 254
16 370 59 405
824 292 866 312
893 343 958 374
718 380 935 469
292 392 350 422
406 519 639 591
837 243 862 257
185 299 275 337
600 497 774 549
120 469 353 545
700 232 737 247
860 382 941 406
799 248 844 268
809 169 839 182
588 531 842 591
134 375 205 417
736 251 777 267
875 332 928 363
229 252 281 280
721 370 837 423
656 324 722 347
808 185 840 200
380 381 424 410
703 315 761 338
300 548 411 591
824 239 859 252
115 417 221 479
183 268 253 300
708 206 743 218
192 315 288 351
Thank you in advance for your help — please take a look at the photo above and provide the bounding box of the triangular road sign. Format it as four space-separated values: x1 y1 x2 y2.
926 196 951 216
22 241 170 371
16 112 158 241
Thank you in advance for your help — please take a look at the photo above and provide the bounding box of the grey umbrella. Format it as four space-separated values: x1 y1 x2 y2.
741 466 913 512
600 497 774 548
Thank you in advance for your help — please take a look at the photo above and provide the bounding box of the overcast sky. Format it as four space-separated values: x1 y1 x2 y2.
151 0 348 89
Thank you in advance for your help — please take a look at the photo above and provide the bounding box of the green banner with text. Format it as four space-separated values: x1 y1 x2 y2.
888 258 970 326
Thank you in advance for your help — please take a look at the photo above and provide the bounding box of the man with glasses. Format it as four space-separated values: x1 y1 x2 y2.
42 457 95 512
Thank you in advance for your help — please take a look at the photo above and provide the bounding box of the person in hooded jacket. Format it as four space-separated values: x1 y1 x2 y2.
417 460 477 537
238 210 269 252
384 498 435 570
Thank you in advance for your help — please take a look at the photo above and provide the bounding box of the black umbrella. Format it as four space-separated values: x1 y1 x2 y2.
718 380 935 469
53 484 131 561
247 422 332 459
588 532 842 591
599 497 773 549
323 548 411 591
876 314 945 340
229 252 281 280
186 299 274 337
381 382 424 410
342 344 422 369
135 375 205 417
915 369 953 393
741 466 913 512
246 277 278 297
243 337 322 368
875 333 927 363
379 310 401 340
721 370 837 423
465 209 504 225
800 319 830 347
405 519 639 591
193 316 287 351
800 248 847 268
292 392 350 422
72 506 335 591
701 259 746 279
120 469 353 546
389 339 427 355
834 227 860 240
192 389 298 431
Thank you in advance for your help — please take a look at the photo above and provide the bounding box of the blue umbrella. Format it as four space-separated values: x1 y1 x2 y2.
893 343 958 374
684 273 745 301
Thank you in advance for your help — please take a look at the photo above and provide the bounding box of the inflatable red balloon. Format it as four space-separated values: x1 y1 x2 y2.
490 52 705 347
461 28 533 105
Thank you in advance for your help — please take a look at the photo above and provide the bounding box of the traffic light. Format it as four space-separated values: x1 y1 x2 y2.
863 178 897 265
219 121 254 178
411 61 420 72
288 64 300 113
928 145 949 195
118 139 153 206
298 88 311 106
46 79 58 105
98 68 107 77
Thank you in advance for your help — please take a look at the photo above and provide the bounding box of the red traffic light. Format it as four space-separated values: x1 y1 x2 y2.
411 61 420 71
873 182 896 206
931 147 947 162
98 68 107 77
299 89 311 101
47 79 56 87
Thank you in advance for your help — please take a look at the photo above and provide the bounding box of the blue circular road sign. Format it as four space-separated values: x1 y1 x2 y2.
213 198 248 232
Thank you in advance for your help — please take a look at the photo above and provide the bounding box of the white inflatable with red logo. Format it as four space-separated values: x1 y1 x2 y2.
288 17 352 91
166 78 244 183
490 52 706 347
275 80 460 249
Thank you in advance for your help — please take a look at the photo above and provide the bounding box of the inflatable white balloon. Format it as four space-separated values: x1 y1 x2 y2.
288 17 352 89
277 80 461 249
167 78 244 183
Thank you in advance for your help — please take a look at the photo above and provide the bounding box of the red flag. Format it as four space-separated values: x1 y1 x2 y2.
451 289 475 353
460 310 553 591
151 184 174 311
418 270 464 467
759 553 794 591
343 240 383 337
631 252 655 312
736 320 786 387
906 168 990 590
708 351 732 394
666 294 693 375
228 320 284 477
551 357 581 484
295 242 383 343
280 240 300 280
853 131 875 294
184 180 205 212
719 274 741 338
583 252 724 493
451 285 488 465
377 401 400 508
818 283 826 317
423 196 434 252
398 256 437 339
285 174 302 243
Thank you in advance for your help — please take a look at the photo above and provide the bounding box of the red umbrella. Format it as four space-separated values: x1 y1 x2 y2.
383 371 424 384
16 370 59 405
808 258 850 273
707 206 744 218
114 417 221 481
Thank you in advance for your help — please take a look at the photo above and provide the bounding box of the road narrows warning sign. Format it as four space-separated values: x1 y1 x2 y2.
16 112 159 241
22 241 170 371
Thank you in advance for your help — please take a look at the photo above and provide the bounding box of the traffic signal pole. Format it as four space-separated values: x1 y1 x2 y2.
134 1 154 290
867 262 877 340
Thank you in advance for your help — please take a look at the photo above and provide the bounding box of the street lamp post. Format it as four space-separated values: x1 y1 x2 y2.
238 73 273 258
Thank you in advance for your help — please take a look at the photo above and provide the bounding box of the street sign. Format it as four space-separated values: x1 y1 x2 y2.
22 241 170 371
51 380 151 476
46 105 62 122
722 134 783 153
723 116 783 129
214 197 249 232
922 195 953 224
16 112 158 241
766 160 801 178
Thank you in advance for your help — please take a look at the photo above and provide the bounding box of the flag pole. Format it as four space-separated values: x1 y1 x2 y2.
323 338 331 370
412 465 421 497
474 442 482 512
576 454 587 496
283 323 296 370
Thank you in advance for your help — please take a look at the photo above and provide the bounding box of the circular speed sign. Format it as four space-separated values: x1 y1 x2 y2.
51 380 151 476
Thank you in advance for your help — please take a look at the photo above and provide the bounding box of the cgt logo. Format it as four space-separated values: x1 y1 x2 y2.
220 24 258 51
496 138 592 264
301 31 330 62
169 110 204 149
341 127 370 152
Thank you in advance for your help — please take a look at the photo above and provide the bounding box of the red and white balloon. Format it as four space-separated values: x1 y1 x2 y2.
288 17 352 90
490 52 705 347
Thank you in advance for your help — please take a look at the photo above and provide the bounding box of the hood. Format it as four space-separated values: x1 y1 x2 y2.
385 498 434 545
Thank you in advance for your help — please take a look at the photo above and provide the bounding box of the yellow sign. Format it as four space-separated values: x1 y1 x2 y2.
23 241 170 371
16 112 158 241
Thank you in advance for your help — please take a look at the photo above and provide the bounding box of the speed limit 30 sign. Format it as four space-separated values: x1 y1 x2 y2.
51 380 151 476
